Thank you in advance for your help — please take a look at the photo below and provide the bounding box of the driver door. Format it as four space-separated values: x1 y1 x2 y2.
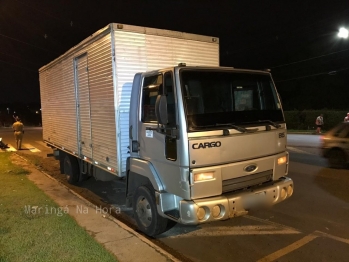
138 71 178 191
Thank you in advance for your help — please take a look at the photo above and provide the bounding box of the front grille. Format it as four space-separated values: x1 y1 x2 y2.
222 169 273 193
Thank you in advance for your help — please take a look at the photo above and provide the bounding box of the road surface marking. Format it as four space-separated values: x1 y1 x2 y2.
0 144 41 152
257 233 318 262
315 230 349 245
4 144 17 152
22 143 41 152
287 146 312 154
257 230 349 262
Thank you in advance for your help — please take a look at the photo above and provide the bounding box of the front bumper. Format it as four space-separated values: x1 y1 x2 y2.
178 177 293 225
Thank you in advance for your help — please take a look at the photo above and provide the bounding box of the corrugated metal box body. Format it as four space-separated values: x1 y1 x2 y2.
39 56 78 152
39 23 219 177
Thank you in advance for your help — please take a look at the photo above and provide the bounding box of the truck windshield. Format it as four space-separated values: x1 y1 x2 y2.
180 69 284 131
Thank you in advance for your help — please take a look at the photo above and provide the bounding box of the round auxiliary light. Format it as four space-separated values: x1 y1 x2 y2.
287 185 293 197
280 187 287 200
197 207 206 220
212 205 221 218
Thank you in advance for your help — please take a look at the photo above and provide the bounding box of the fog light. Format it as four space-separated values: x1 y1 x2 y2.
197 207 206 220
280 187 287 199
212 205 221 218
287 185 293 197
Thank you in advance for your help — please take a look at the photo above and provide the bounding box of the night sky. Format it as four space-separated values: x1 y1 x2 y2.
1 0 349 110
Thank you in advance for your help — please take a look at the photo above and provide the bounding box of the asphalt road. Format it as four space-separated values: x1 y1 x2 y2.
1 128 349 262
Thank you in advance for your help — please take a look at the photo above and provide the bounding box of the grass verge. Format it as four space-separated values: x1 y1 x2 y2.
0 152 118 262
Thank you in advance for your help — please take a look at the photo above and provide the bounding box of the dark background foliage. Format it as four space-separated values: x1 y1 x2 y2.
283 110 347 131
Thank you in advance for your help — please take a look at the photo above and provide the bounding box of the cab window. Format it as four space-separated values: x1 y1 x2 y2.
141 74 162 122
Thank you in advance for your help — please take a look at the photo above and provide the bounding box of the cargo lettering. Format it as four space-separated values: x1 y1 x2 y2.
192 141 221 149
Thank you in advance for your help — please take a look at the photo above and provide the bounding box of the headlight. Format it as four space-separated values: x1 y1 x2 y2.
194 172 215 182
278 156 287 165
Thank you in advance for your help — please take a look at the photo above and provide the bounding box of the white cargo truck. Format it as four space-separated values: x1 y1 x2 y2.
39 23 293 236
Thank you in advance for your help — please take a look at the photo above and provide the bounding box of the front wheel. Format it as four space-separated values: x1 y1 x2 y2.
133 186 169 237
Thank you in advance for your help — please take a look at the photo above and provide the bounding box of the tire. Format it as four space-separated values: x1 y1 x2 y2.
328 149 347 169
133 186 169 237
63 154 80 184
58 150 66 174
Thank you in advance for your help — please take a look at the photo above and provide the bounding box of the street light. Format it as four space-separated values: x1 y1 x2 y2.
338 27 348 39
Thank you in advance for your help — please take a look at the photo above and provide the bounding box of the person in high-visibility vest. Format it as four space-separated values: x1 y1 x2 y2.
12 118 24 150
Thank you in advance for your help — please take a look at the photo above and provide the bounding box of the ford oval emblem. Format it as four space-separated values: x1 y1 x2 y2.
244 164 257 172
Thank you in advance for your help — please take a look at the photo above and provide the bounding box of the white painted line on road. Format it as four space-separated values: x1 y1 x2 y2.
257 233 318 262
287 146 312 154
1 144 41 152
4 144 16 152
22 143 35 149
22 143 41 152
315 230 349 245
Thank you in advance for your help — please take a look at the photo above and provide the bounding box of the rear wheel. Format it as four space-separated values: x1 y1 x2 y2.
63 154 80 184
133 186 169 237
58 150 66 174
328 149 347 169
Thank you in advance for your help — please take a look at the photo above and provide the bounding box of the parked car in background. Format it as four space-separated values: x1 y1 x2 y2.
321 122 349 168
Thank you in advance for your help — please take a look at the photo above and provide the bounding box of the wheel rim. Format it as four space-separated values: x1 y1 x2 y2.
136 195 152 227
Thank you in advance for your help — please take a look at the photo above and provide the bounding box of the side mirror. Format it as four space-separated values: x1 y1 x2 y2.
155 95 168 125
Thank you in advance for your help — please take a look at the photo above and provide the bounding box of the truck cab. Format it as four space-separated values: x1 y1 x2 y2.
127 64 293 236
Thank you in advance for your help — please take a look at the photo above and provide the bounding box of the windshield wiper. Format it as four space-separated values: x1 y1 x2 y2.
190 123 258 133
258 120 281 129
214 123 259 133
215 123 246 133
189 123 247 133
189 123 216 130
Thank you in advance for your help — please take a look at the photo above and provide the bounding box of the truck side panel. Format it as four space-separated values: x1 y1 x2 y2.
40 23 220 179
75 53 92 159
114 30 220 176
40 33 118 173
40 59 78 153
88 34 118 172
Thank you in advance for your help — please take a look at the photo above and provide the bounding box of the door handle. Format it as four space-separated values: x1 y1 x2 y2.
129 125 133 140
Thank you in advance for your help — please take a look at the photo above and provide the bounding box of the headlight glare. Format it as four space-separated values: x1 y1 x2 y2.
194 172 215 182
278 156 287 165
